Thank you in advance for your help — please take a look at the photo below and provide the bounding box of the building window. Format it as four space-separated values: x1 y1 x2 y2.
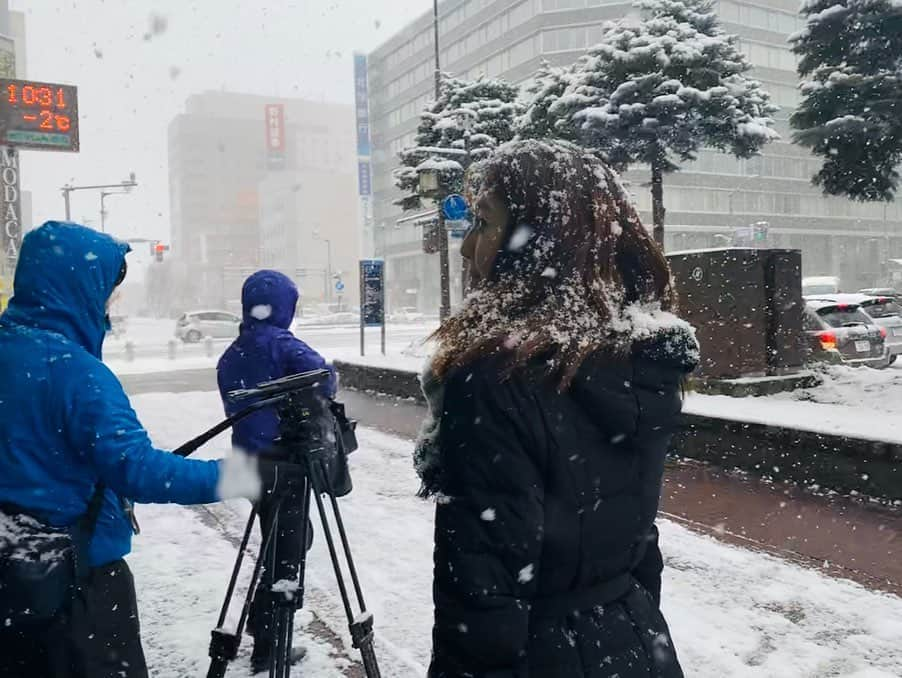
543 26 588 52
509 35 540 66
544 0 586 9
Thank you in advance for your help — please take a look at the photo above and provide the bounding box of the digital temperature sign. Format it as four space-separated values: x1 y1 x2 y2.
0 78 79 152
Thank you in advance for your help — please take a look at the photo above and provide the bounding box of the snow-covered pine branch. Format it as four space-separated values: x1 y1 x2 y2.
543 0 777 245
394 74 524 211
790 0 902 202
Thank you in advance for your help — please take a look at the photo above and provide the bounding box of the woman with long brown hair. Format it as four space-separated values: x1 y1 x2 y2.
415 139 698 677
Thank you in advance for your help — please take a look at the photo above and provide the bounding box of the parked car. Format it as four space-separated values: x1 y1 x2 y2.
802 276 841 296
859 287 899 299
808 293 902 365
175 310 241 342
389 307 425 323
802 299 888 368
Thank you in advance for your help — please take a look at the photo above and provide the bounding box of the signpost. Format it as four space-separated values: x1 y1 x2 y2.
359 259 385 356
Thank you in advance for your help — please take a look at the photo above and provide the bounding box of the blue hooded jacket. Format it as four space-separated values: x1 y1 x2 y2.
217 270 336 453
0 222 221 567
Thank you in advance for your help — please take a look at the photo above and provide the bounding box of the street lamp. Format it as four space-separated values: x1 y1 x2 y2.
61 172 137 221
313 229 333 304
418 169 440 195
100 189 132 233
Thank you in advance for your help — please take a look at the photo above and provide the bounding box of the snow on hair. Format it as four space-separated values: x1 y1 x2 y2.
431 139 677 388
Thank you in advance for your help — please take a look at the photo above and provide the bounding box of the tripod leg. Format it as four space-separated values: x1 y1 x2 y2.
207 506 261 678
307 458 382 678
265 479 312 678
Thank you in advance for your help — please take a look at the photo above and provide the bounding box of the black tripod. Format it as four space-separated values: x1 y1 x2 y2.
173 371 380 678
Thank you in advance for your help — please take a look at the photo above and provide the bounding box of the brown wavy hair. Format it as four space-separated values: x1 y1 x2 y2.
431 139 676 387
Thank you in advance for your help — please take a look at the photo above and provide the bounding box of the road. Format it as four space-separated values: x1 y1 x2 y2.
121 368 902 596
105 324 431 361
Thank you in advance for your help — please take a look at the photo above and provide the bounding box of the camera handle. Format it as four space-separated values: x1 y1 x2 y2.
172 393 290 459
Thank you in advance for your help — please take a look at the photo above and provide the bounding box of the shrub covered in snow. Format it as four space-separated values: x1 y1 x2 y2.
790 0 902 202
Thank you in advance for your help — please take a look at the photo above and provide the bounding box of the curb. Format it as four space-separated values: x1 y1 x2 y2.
333 361 902 502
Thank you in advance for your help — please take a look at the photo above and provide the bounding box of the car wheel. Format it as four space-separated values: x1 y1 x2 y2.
186 329 202 343
890 355 898 365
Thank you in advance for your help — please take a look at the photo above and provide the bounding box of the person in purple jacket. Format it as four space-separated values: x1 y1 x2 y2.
217 269 336 674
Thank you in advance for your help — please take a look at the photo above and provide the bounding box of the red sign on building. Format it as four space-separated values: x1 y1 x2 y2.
265 104 284 152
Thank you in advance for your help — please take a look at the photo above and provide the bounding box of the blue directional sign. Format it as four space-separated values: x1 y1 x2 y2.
335 280 345 292
442 194 469 221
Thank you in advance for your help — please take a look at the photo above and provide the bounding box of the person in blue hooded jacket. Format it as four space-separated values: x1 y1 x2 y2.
217 269 336 673
0 222 254 678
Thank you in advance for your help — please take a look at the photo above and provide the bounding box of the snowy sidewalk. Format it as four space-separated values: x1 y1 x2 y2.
132 391 902 678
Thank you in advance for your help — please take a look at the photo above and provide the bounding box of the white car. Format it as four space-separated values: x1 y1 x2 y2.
806 293 902 365
175 310 241 342
802 276 841 296
390 307 425 323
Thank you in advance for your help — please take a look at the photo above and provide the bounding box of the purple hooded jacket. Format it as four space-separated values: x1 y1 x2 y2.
217 270 336 454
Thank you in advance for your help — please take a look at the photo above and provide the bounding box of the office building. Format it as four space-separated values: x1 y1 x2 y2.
168 91 358 311
367 0 900 310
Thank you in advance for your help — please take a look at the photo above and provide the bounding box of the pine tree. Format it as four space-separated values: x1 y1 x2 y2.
516 60 573 140
549 0 776 245
790 0 902 202
394 75 523 212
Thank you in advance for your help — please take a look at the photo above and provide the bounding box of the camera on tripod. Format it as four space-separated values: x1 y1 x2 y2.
176 370 380 678
230 370 358 498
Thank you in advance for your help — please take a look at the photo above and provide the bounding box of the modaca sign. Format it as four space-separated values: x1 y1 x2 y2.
1 146 20 261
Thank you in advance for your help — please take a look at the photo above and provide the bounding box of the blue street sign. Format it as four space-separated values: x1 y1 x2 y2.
442 194 469 221
335 280 345 292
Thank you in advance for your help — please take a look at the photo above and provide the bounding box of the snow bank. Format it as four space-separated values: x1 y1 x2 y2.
686 365 902 444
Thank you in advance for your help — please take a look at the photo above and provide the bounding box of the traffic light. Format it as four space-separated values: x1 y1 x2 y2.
153 242 169 262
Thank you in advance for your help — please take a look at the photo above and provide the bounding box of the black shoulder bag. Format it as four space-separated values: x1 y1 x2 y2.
0 484 106 628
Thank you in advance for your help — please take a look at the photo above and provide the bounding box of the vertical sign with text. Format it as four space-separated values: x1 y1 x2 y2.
353 54 371 162
360 259 384 327
265 103 285 170
1 146 21 263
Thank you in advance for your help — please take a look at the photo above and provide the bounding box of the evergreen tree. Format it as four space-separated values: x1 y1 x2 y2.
394 75 523 212
549 0 776 245
516 60 573 140
790 0 902 201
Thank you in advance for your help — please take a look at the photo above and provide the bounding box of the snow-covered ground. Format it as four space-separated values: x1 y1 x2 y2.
130 391 902 678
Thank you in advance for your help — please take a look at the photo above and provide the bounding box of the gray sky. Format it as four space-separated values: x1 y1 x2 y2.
13 0 430 242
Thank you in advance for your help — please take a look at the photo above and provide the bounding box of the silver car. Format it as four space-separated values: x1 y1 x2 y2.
175 310 241 343
807 293 902 364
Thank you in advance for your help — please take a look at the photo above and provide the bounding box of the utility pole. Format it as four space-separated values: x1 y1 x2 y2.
61 173 137 222
433 0 451 322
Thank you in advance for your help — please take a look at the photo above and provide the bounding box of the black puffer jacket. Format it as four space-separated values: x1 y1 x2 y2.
428 338 695 678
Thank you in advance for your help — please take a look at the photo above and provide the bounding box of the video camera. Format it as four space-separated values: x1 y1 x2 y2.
175 369 356 496
229 369 357 497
